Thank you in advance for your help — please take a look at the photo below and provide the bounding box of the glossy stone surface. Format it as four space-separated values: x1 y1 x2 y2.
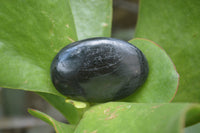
51 37 148 102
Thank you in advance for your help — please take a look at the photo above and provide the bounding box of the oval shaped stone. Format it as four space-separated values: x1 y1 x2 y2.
50 37 148 102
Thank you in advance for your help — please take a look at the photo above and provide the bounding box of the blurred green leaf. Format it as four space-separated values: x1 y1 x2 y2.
0 0 77 95
70 0 112 40
28 108 75 133
121 38 179 103
75 102 200 133
135 0 200 102
37 92 82 125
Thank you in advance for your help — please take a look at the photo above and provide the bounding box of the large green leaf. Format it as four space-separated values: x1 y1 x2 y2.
135 0 200 102
121 39 178 103
0 0 113 96
75 102 200 133
37 92 82 125
70 0 112 40
28 108 75 133
0 0 77 95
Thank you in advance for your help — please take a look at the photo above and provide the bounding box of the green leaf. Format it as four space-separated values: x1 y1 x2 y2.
28 108 75 133
74 102 200 133
0 0 77 95
135 0 200 102
37 92 82 125
121 38 179 103
70 0 112 40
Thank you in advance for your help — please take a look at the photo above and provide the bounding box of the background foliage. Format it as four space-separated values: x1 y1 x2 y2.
135 0 200 102
0 0 200 132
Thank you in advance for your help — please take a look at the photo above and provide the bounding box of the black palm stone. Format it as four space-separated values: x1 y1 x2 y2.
51 37 148 103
